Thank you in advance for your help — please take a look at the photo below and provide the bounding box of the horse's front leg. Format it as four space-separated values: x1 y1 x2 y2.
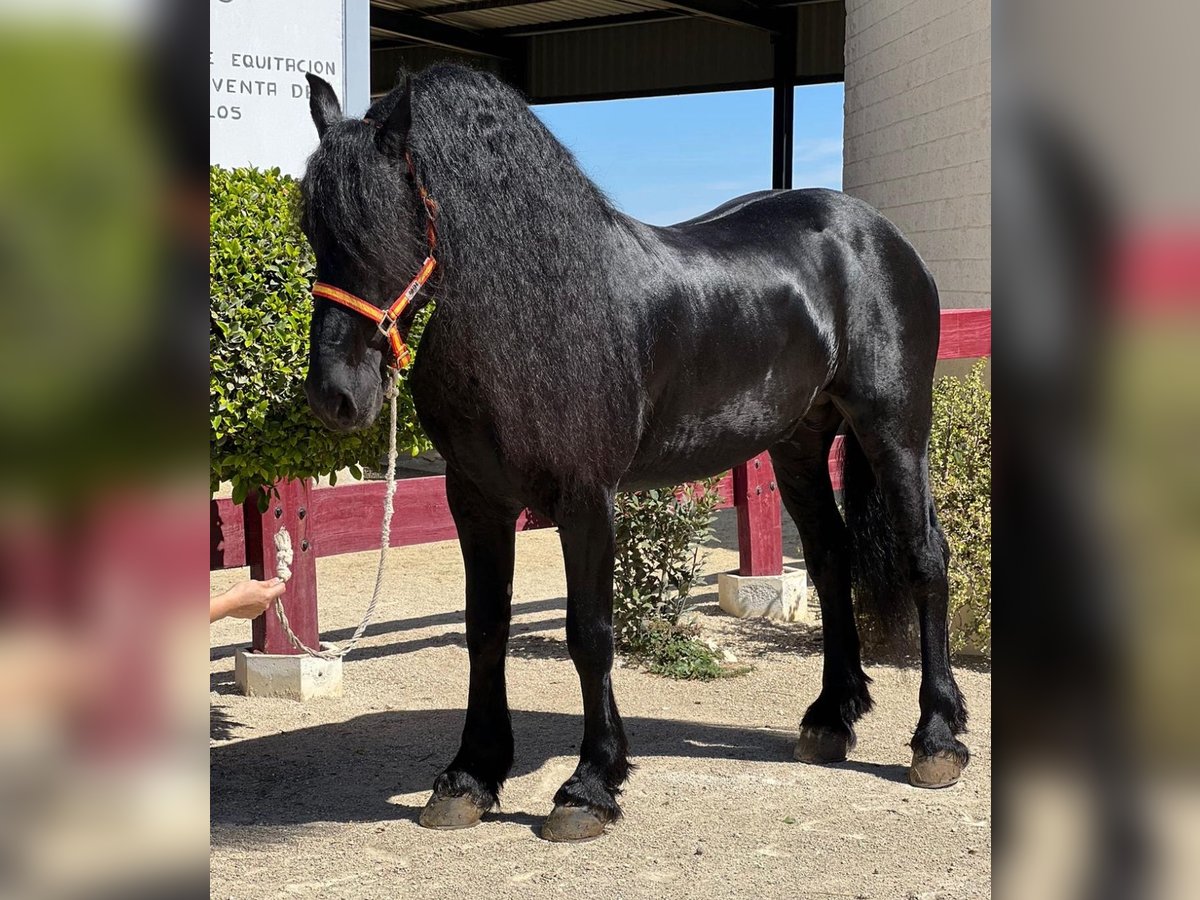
420 468 518 829
543 489 631 842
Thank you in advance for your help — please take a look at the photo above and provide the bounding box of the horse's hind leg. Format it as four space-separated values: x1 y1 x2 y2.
770 424 873 764
840 401 970 788
420 467 519 829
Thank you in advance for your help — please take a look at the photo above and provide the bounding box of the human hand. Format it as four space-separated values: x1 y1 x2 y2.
210 578 285 623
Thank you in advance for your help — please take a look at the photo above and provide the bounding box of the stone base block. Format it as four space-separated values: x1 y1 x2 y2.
234 646 343 700
717 567 811 623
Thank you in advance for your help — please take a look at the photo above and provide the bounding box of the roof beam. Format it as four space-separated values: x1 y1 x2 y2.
493 10 689 38
414 0 561 17
656 0 780 32
371 7 514 58
757 0 843 6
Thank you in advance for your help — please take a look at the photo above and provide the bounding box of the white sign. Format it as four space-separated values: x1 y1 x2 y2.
210 0 364 176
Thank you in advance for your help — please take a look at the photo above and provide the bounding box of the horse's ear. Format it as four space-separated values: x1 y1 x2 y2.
376 76 413 154
306 73 342 138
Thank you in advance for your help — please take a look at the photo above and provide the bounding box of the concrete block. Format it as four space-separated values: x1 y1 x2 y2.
717 567 812 623
234 646 343 700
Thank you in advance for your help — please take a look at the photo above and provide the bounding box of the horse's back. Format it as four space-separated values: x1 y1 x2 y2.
622 188 940 488
668 187 941 372
669 190 780 227
670 188 924 260
651 187 938 354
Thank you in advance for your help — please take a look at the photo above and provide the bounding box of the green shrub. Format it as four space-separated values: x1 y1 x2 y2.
210 166 432 505
613 478 743 679
930 361 992 654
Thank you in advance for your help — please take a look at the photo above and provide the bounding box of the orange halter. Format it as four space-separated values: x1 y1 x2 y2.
310 148 439 370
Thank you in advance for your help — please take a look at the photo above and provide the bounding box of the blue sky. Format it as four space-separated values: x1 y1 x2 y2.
533 83 844 225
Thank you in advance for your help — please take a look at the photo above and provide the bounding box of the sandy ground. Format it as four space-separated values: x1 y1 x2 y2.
210 509 991 899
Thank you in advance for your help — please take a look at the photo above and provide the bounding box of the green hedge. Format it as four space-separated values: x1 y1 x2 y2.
930 361 991 654
210 166 432 505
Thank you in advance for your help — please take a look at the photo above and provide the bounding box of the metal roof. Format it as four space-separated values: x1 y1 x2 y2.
368 0 845 103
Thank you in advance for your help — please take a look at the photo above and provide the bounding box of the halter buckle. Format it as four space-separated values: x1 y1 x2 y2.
376 314 398 340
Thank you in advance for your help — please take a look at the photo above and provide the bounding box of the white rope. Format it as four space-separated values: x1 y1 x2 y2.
269 369 402 659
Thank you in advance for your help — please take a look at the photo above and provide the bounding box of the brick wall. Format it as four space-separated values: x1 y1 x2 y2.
843 0 991 309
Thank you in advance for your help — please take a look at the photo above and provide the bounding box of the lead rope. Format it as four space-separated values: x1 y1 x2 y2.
268 368 402 659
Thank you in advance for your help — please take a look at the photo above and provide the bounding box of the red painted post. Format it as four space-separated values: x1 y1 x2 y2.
245 478 319 654
732 452 784 576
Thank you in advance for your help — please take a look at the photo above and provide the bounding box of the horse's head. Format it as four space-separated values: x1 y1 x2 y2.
299 73 426 432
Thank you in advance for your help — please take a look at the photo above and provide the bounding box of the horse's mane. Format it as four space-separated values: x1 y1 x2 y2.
381 65 620 270
365 66 644 490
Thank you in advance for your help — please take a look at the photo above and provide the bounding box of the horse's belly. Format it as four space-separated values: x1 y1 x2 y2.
622 385 816 489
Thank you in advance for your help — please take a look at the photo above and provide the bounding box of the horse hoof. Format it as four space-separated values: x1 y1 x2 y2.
794 725 850 764
541 805 608 842
909 751 963 789
419 794 486 830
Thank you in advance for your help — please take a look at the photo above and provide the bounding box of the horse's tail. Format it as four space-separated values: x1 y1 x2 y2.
841 430 917 652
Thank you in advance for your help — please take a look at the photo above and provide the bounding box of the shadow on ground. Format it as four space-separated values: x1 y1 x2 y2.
210 708 814 834
507 633 571 660
210 705 242 742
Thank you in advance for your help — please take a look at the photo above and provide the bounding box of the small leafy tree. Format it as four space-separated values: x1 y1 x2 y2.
613 478 743 679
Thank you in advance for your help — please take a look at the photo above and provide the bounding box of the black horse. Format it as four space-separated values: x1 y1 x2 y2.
299 66 968 841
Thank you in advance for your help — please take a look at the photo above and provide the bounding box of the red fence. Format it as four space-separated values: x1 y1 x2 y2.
211 308 990 654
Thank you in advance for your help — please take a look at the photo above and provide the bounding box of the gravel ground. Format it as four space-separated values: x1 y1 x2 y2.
210 509 991 899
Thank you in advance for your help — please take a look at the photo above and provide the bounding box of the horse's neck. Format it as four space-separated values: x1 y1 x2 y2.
433 198 628 303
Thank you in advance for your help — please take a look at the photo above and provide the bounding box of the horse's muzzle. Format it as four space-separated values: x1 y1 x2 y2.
305 368 382 432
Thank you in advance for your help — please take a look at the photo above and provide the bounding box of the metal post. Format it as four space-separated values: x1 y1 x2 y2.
771 8 798 190
503 44 530 98
342 0 372 117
